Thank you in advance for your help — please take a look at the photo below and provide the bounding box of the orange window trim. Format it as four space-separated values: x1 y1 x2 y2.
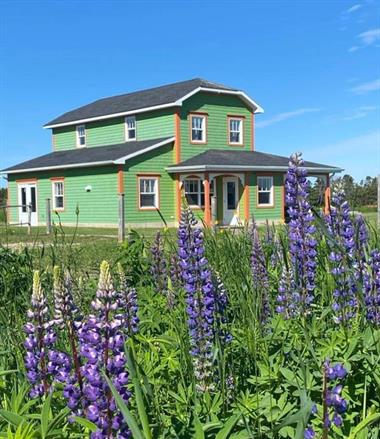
244 172 250 222
256 175 275 209
189 113 208 145
15 178 38 183
118 166 124 194
227 116 244 147
324 174 331 215
137 175 160 211
204 172 211 226
175 175 181 222
50 177 65 181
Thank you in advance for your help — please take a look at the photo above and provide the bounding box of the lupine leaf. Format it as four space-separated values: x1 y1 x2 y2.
73 417 98 433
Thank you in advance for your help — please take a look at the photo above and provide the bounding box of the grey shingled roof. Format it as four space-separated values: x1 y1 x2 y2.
3 137 174 173
44 78 238 127
167 150 343 172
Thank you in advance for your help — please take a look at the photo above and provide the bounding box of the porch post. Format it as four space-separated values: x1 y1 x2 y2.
244 172 250 224
324 174 331 215
204 172 211 227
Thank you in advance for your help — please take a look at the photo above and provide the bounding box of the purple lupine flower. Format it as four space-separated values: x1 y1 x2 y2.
117 263 139 335
325 184 358 323
251 224 270 324
53 266 84 414
364 250 380 326
24 271 67 398
178 205 215 392
150 231 168 294
276 265 299 319
323 361 348 433
304 427 315 439
355 214 368 252
284 153 317 316
78 261 131 438
212 272 232 344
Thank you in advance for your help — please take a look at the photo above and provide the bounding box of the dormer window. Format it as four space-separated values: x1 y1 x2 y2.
125 116 136 141
76 125 86 147
228 117 244 145
190 114 207 144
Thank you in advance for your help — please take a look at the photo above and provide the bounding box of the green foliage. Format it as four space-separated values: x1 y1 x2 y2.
0 219 380 438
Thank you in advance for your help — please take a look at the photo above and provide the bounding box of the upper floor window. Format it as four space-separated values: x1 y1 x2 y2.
138 176 158 209
257 176 273 206
190 114 207 143
52 180 64 210
228 117 244 145
125 116 136 141
76 125 86 147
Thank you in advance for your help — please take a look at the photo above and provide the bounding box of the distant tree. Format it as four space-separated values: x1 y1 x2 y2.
0 188 6 206
331 175 377 208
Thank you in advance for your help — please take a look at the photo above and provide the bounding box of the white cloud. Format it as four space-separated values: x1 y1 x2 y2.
350 78 380 94
256 108 321 128
346 4 362 13
348 45 359 52
341 105 378 120
303 131 380 179
358 28 380 45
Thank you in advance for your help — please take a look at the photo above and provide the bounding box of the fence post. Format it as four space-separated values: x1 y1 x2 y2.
118 193 125 243
46 198 52 234
27 204 32 235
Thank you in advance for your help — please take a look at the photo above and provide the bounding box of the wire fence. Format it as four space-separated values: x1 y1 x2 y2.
0 203 34 234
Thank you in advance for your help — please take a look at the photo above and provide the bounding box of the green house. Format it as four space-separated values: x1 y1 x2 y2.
3 78 342 228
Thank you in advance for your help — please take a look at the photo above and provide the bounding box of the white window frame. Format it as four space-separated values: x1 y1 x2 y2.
125 116 137 141
138 177 158 209
190 114 206 143
52 180 65 210
257 176 274 207
228 117 244 145
76 124 86 148
183 178 214 208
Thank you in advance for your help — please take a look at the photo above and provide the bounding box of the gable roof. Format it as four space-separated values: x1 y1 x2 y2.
167 150 343 174
2 137 175 174
44 78 263 128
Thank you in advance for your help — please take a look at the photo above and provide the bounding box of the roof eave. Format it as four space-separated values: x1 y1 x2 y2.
114 136 175 164
3 160 115 174
166 165 344 173
43 87 264 129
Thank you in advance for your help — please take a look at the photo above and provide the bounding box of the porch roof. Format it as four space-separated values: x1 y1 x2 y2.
166 149 343 174
2 137 175 174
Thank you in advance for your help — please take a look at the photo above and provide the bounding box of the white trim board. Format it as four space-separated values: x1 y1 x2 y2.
44 88 264 129
166 165 344 174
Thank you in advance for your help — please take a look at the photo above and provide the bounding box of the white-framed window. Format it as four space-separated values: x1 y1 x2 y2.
139 177 158 209
257 176 273 206
52 180 64 210
184 178 214 207
125 116 136 141
76 125 86 147
228 117 243 145
190 114 206 143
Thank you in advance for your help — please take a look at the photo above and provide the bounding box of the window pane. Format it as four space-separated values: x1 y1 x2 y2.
230 132 240 143
258 192 270 205
21 188 27 212
30 187 36 212
140 194 155 207
55 196 64 209
185 193 198 205
191 116 204 141
227 182 236 210
128 129 136 139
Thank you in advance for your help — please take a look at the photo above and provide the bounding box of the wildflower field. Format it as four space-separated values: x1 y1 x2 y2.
0 154 379 439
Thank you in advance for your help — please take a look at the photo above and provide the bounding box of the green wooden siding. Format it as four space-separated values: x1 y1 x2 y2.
122 143 175 225
179 92 253 161
52 109 175 151
8 167 119 225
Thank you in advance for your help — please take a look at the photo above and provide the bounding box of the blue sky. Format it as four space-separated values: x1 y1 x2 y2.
1 0 379 186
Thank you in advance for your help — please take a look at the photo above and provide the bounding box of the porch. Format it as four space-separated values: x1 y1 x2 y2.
167 149 343 227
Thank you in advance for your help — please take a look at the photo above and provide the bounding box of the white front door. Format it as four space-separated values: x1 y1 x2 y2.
223 177 239 225
18 183 38 226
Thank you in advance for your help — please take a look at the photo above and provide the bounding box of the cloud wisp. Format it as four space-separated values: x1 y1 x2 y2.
255 108 321 128
350 79 380 94
349 28 380 52
341 105 378 120
345 4 362 14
